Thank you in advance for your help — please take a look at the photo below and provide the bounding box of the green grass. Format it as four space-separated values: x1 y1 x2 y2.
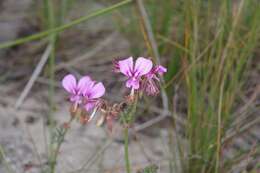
117 0 260 172
156 0 259 172
181 1 259 172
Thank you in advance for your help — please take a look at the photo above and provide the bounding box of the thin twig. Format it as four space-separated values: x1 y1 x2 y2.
55 32 118 70
163 28 222 89
73 139 113 173
0 0 132 49
231 85 260 127
135 0 160 62
24 125 44 172
222 116 260 145
36 77 61 87
110 95 185 132
139 105 186 125
215 80 225 173
132 111 185 133
135 0 169 115
15 44 52 109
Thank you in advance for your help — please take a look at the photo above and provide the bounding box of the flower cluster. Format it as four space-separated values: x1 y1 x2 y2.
60 57 166 173
62 57 166 126
62 74 105 123
114 57 167 96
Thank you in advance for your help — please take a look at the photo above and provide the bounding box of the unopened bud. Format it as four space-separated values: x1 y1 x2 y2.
112 59 120 73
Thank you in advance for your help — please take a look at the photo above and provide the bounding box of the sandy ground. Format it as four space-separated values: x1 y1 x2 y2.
0 83 173 173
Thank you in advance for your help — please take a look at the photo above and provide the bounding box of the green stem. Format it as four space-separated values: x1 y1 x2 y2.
50 129 67 173
0 0 132 50
215 80 224 173
122 98 138 173
124 127 131 173
44 1 58 172
45 0 57 129
50 118 73 173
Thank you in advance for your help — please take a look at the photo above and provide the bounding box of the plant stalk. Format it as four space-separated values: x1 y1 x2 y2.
50 117 73 173
124 126 131 173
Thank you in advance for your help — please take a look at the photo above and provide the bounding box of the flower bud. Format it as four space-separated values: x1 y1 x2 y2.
112 59 120 73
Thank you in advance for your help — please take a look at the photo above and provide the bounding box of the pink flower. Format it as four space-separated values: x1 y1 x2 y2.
82 81 105 112
62 74 105 113
118 57 153 90
143 65 167 95
62 74 92 106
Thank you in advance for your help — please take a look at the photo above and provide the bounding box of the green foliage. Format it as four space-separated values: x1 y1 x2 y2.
137 164 158 173
50 127 67 145
120 100 138 124
120 0 260 172
158 0 259 172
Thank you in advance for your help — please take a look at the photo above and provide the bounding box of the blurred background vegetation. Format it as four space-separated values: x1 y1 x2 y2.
0 0 259 173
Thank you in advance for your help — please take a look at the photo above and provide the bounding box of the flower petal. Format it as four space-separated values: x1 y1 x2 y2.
62 74 77 94
85 102 95 112
78 76 92 94
134 57 153 76
126 78 140 89
155 65 167 75
118 57 134 77
88 82 106 99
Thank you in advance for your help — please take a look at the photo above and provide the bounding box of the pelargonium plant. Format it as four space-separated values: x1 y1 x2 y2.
51 57 166 173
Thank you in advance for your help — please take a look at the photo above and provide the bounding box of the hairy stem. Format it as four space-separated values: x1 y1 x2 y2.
50 118 73 173
124 126 131 173
122 97 139 173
